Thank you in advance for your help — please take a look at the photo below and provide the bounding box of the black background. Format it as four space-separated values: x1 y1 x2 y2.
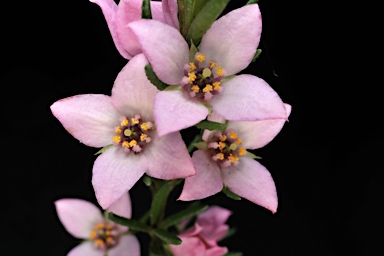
1 0 382 255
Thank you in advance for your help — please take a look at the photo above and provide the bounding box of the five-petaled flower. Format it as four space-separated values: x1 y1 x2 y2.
50 54 195 209
90 0 178 59
170 206 232 256
178 105 291 213
128 4 288 137
55 193 140 256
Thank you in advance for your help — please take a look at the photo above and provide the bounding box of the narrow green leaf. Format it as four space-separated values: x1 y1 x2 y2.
252 49 262 62
195 120 227 131
150 181 173 226
108 213 151 232
225 252 243 256
186 0 231 45
245 151 262 159
178 0 196 38
220 75 236 83
189 40 198 62
159 203 208 229
153 228 182 245
143 174 152 186
193 141 207 150
94 144 113 155
222 186 242 200
221 227 237 241
163 85 181 91
142 0 152 19
246 0 259 5
144 64 169 90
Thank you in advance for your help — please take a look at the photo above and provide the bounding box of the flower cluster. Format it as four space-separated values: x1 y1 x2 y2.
51 0 291 255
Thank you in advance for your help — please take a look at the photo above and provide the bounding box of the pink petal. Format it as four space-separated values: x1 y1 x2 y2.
50 94 120 148
206 246 229 256
162 0 179 29
154 90 209 136
150 1 167 23
143 131 195 180
89 0 132 59
222 158 278 213
227 104 291 149
108 234 141 256
178 150 223 201
54 199 103 239
169 237 206 256
199 4 262 76
210 75 287 122
92 147 148 209
198 206 232 241
111 54 158 120
128 19 189 85
67 241 101 256
107 192 132 219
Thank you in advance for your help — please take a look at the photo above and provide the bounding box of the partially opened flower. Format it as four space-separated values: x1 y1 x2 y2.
179 105 292 213
170 206 232 256
128 4 287 136
90 0 178 59
55 193 140 256
50 54 195 209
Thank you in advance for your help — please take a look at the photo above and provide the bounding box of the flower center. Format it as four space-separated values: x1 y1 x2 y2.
181 53 225 101
89 221 119 251
207 129 246 168
112 114 153 154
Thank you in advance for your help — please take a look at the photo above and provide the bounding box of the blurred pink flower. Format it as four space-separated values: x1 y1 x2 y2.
50 54 195 209
170 206 232 256
179 105 291 213
90 0 178 59
55 193 140 256
128 4 287 136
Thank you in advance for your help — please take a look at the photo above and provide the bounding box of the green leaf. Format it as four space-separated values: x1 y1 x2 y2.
153 228 182 245
222 186 242 200
246 0 259 5
145 64 169 90
94 145 113 155
143 174 152 186
178 0 196 38
163 85 181 91
186 0 231 45
193 141 207 150
108 213 152 232
245 151 262 159
189 40 199 62
221 227 237 241
159 203 208 229
195 120 227 131
142 0 152 19
150 181 174 226
220 75 236 83
252 49 262 62
225 252 243 256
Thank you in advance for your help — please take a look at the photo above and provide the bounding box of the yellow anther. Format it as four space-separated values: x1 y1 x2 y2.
216 153 224 160
219 141 226 150
106 224 113 229
106 236 114 243
228 154 239 163
229 143 238 151
122 141 130 148
239 147 246 156
89 231 97 239
236 138 242 145
202 68 212 78
213 81 221 91
115 126 122 134
105 230 112 236
124 129 132 137
195 53 206 63
229 132 238 139
129 140 137 147
191 85 200 93
188 72 197 83
131 118 139 124
140 123 148 131
140 133 148 141
121 119 129 126
202 84 213 93
220 135 227 141
209 61 217 69
113 136 121 144
216 67 224 76
189 62 196 71
94 239 105 247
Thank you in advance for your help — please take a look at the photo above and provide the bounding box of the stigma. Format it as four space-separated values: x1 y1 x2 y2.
113 114 153 154
181 52 225 101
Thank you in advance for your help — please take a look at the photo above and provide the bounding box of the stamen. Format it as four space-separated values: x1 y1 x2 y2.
90 231 97 239
228 154 239 163
140 133 148 141
140 123 148 131
195 53 206 63
121 119 129 126
219 141 226 150
188 72 197 83
189 63 196 71
216 67 224 76
113 136 121 144
122 141 130 148
239 148 246 156
216 153 224 160
236 138 242 145
129 140 137 147
131 118 139 124
229 132 238 139
209 61 217 69
115 126 122 134
220 135 227 141
191 85 200 93
202 84 213 93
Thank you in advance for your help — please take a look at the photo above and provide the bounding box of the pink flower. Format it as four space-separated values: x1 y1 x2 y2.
50 54 195 209
90 0 178 59
169 206 232 256
54 193 140 256
127 4 288 136
179 105 292 213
